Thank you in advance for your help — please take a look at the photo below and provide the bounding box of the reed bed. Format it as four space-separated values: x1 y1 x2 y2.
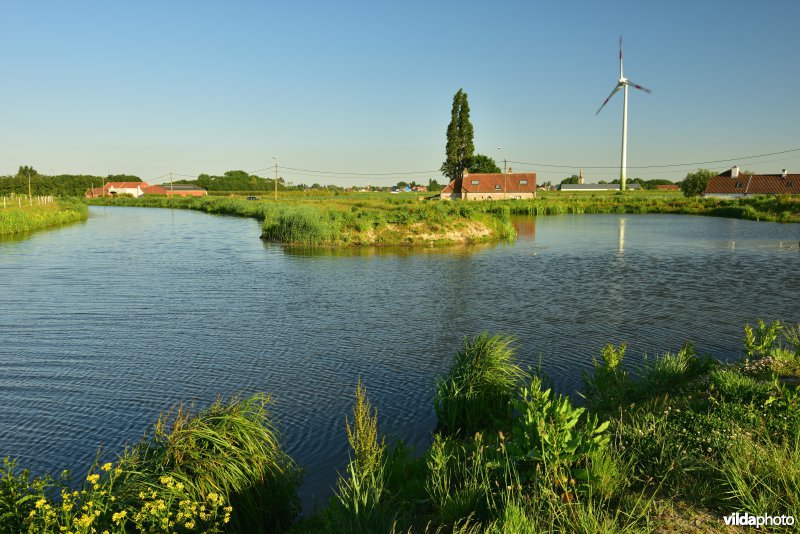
0 198 87 235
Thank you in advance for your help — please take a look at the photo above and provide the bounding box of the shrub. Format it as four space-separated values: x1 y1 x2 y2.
508 376 610 496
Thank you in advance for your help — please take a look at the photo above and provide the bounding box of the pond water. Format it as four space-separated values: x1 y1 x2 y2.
1 206 798 512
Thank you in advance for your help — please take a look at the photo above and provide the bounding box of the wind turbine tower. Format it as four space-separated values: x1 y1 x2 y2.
596 36 651 191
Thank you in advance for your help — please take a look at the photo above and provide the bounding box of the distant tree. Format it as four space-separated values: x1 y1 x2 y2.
680 168 717 197
642 179 676 190
440 89 474 185
428 178 443 191
467 154 501 174
16 165 38 178
397 181 409 189
598 180 608 184
560 175 580 185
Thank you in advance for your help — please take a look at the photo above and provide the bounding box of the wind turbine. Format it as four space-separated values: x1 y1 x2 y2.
595 36 651 191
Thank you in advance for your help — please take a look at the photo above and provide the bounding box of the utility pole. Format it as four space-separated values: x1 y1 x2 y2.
27 169 33 206
273 156 278 201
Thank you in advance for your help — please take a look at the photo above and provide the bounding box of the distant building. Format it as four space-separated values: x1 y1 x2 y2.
704 166 798 198
84 181 207 198
411 185 428 192
157 184 208 197
559 183 641 191
655 184 680 191
441 169 537 201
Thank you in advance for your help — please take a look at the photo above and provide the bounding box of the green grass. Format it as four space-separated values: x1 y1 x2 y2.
434 334 524 437
0 197 87 235
508 190 800 223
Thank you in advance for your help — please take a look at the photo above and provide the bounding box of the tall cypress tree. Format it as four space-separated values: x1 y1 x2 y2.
440 89 475 190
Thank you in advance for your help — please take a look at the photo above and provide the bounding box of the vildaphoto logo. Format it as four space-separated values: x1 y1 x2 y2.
723 512 795 528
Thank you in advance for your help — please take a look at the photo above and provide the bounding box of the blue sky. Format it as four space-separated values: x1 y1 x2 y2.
1 0 798 186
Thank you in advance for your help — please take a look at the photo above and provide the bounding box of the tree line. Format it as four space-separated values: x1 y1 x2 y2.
0 167 140 197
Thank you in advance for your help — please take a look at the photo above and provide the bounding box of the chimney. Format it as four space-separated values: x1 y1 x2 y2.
731 165 739 179
783 169 788 178
507 167 512 174
463 168 469 177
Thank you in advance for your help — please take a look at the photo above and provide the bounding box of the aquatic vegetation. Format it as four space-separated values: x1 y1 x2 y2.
0 198 87 235
435 334 523 437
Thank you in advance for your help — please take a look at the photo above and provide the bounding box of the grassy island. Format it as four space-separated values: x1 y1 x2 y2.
0 198 88 236
4 321 800 532
86 195 517 246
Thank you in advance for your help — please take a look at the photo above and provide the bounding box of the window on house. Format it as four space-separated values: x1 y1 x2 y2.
735 182 743 188
495 184 501 190
519 180 528 185
788 181 794 188
471 180 480 185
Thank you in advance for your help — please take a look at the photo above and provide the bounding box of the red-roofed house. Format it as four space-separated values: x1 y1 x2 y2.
704 166 799 198
85 181 207 198
441 169 537 201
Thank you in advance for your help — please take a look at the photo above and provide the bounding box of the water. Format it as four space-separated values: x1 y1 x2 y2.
1 207 799 511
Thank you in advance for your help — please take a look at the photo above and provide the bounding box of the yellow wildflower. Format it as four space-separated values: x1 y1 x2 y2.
101 462 113 472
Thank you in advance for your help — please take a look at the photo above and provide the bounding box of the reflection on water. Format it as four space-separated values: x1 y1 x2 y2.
277 241 497 258
1 208 799 514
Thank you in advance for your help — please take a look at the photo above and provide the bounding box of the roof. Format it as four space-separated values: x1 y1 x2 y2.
462 173 536 193
159 184 207 191
705 173 799 195
142 185 168 194
655 184 680 190
560 183 641 191
85 187 106 197
104 181 147 189
442 173 537 194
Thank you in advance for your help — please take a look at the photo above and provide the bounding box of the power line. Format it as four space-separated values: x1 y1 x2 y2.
508 147 800 170
140 146 800 185
279 165 439 176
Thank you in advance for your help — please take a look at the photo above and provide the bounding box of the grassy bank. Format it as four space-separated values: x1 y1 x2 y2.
296 321 800 533
508 190 800 223
5 322 799 532
0 198 88 236
87 195 517 246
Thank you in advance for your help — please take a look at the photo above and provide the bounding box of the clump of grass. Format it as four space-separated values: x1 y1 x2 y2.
262 206 338 245
435 334 523 437
119 393 301 531
2 394 298 533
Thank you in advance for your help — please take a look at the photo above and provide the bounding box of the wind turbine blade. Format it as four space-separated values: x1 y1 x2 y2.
596 85 621 115
627 80 652 94
619 35 623 79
